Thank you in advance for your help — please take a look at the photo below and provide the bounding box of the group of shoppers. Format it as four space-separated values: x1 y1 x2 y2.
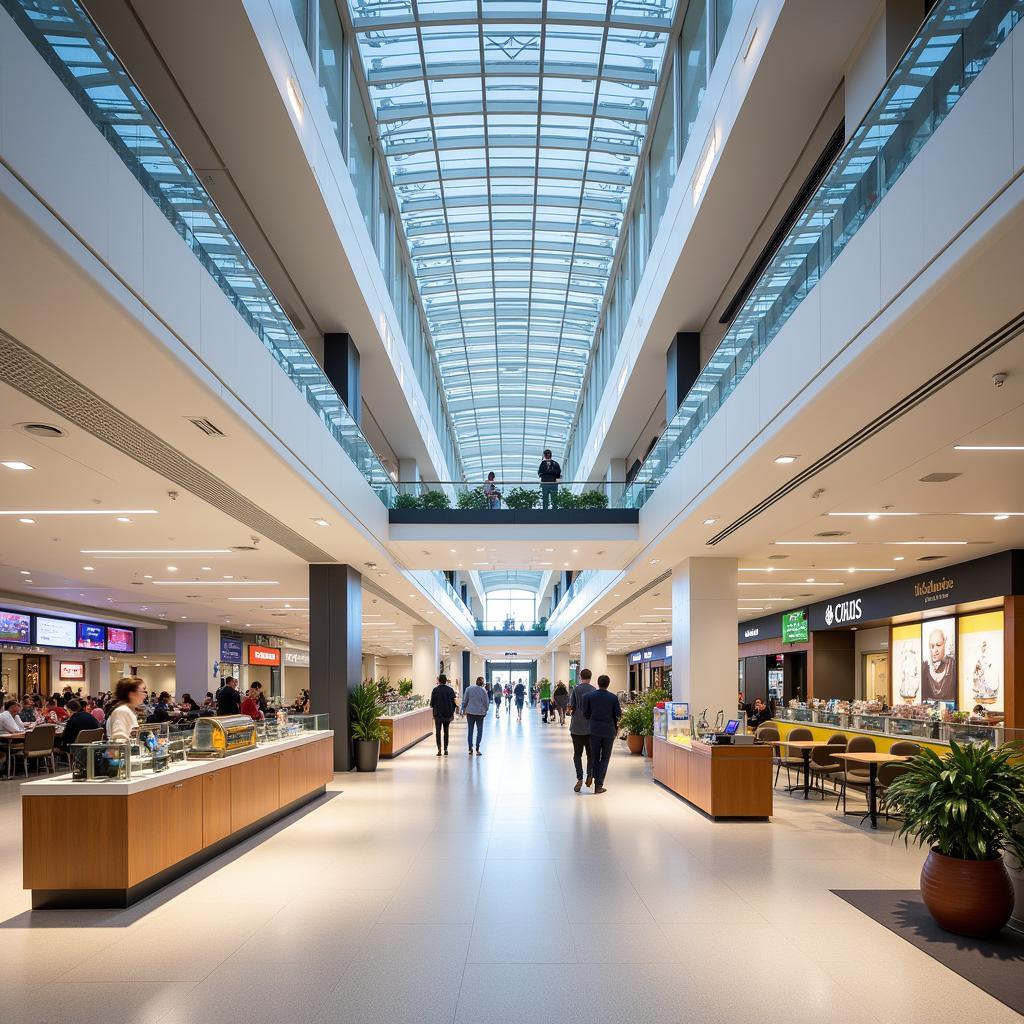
479 448 564 510
428 668 621 793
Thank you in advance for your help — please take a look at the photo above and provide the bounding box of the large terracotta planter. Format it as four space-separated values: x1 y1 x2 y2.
626 733 644 755
644 735 654 757
920 848 1014 937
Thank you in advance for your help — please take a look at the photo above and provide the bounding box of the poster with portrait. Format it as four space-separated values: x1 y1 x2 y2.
920 617 957 705
892 624 921 703
958 610 1003 712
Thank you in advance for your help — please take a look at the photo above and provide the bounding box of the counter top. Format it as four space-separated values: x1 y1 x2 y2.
380 706 430 720
21 730 333 797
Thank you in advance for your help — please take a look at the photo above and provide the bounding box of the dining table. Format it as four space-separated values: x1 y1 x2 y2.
831 751 910 828
0 724 64 778
769 739 839 800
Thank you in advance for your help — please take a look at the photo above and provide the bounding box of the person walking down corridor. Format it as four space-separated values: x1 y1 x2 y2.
553 680 569 726
493 681 503 719
569 669 595 792
538 448 562 510
462 676 489 755
539 677 552 722
430 673 457 756
513 680 526 721
584 675 621 795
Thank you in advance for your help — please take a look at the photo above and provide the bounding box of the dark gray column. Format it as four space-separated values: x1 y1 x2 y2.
666 332 700 421
309 563 362 771
461 650 470 690
324 333 361 425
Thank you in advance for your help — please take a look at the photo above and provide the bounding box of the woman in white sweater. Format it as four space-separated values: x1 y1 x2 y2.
106 677 146 742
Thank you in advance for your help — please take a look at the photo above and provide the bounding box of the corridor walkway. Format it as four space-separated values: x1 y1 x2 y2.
0 712 1016 1024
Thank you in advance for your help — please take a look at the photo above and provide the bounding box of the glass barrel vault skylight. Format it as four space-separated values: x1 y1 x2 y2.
346 0 677 481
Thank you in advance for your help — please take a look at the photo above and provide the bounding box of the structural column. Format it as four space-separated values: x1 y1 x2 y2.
579 628 607 680
412 625 439 697
666 332 700 422
607 458 627 507
87 655 112 696
550 648 571 686
323 333 361 425
671 557 738 720
470 653 485 693
310 563 362 772
174 622 220 701
398 458 420 494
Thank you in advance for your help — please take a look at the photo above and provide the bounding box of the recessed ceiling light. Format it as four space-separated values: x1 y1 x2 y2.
867 514 880 521
775 541 856 546
116 517 131 523
884 541 967 545
994 514 1010 521
893 556 904 561
144 574 153 579
166 565 178 572
703 517 718 525
805 578 815 583
223 575 234 579
18 518 34 524
19 570 30 575
774 455 797 464
953 445 1024 451
313 518 329 527
83 566 94 572
649 558 660 565
1 461 33 470
201 566 212 571
0 509 157 516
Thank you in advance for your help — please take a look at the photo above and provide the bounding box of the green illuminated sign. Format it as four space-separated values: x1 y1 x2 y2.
782 609 808 643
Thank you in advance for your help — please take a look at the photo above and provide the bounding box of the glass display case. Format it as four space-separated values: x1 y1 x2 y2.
70 740 133 781
383 697 426 717
653 702 690 742
290 713 330 731
190 715 259 757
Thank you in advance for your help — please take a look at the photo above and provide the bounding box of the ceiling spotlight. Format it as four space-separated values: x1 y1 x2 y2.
1 461 33 470
83 566 94 572
867 514 880 521
893 556 904 562
313 518 329 527
167 566 178 572
805 578 815 583
703 517 718 526
774 455 798 465
994 514 1010 521
116 516 131 523
144 574 153 579
201 566 212 571
18 518 34 524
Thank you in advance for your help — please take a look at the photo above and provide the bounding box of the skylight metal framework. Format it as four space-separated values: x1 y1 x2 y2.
347 0 677 480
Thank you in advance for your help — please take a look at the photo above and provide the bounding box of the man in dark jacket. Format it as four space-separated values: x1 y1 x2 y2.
568 669 596 792
430 673 457 756
583 674 621 795
62 699 101 748
217 677 241 716
538 448 562 509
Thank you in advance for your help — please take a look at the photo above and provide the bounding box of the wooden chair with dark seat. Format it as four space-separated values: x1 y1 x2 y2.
889 740 921 757
14 725 56 775
877 761 911 821
58 727 104 767
777 727 813 789
835 734 875 812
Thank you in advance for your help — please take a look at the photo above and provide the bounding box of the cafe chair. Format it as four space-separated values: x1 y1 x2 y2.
15 725 57 776
809 738 846 798
876 761 911 821
777 727 813 789
57 727 104 768
835 734 875 813
889 741 920 757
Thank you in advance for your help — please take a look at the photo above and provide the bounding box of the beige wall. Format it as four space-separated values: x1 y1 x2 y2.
281 665 308 702
607 655 628 693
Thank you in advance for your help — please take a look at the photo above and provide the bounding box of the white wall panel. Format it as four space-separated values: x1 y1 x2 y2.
756 284 820 427
818 211 880 366
1014 18 1024 175
724 363 761 467
878 152 925 308
141 198 202 353
103 154 145 296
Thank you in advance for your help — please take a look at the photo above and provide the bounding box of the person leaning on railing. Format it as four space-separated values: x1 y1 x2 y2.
483 472 502 509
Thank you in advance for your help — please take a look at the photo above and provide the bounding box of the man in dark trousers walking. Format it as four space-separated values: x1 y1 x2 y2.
583 674 621 794
537 448 562 510
569 668 595 792
430 673 457 756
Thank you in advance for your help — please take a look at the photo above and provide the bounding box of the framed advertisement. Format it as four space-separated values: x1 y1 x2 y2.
920 617 957 705
892 623 921 703
958 610 1003 712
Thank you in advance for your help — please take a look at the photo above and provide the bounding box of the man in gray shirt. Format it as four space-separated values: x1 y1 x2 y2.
461 676 490 755
568 668 595 792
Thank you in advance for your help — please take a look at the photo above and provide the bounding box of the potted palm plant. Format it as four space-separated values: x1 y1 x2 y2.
350 680 388 772
886 739 1024 937
640 688 669 756
620 703 645 755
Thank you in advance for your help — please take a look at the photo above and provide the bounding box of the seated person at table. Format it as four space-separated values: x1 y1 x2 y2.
18 696 39 723
0 699 27 734
62 699 101 747
241 685 265 722
747 697 772 729
85 697 105 725
43 697 69 724
147 692 173 723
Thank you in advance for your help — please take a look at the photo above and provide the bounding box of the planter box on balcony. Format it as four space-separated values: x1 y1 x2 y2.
388 509 639 525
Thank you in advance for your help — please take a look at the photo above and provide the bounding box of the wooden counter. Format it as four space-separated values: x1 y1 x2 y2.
652 736 773 820
380 706 433 757
21 732 333 908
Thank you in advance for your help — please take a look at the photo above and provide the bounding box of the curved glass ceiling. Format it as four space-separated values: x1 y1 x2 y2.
347 0 677 480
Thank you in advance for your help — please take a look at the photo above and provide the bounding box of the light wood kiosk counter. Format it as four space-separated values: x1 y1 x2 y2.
379 706 433 757
652 736 773 820
21 731 333 908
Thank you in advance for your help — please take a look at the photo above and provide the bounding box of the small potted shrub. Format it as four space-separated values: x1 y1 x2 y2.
552 489 577 510
419 489 451 510
397 679 414 698
887 739 1024 937
620 703 645 755
504 486 539 510
640 688 670 756
350 680 388 772
393 492 420 510
575 489 609 509
457 488 488 510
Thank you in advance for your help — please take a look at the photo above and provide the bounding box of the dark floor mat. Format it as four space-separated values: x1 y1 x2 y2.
832 889 1024 1015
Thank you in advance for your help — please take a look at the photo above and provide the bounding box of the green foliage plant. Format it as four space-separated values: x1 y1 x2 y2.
393 492 420 510
457 488 488 510
350 681 388 743
419 489 451 510
575 489 609 509
505 486 540 510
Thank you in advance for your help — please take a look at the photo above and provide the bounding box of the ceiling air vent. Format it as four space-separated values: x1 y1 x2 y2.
187 417 226 437
767 554 788 560
231 544 258 551
917 555 945 561
815 530 850 537
19 422 65 438
919 472 961 483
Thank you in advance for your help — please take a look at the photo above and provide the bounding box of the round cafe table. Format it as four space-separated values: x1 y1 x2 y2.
832 751 910 828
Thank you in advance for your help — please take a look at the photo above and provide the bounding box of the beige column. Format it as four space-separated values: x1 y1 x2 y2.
412 626 439 697
579 627 607 680
549 649 570 687
671 557 738 720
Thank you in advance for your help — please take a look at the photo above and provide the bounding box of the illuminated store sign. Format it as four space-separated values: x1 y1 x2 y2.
248 644 281 666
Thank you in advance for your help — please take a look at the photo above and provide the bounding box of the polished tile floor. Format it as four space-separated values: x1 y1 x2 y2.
0 711 1018 1024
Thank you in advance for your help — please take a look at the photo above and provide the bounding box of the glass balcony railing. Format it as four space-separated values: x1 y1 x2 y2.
623 0 1023 509
390 480 630 511
4 0 397 506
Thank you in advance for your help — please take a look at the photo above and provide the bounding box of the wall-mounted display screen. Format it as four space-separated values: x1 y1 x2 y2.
106 626 135 653
781 609 808 643
920 616 956 704
59 661 86 681
35 615 77 648
76 622 106 650
892 623 922 702
958 610 1003 712
0 609 31 645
